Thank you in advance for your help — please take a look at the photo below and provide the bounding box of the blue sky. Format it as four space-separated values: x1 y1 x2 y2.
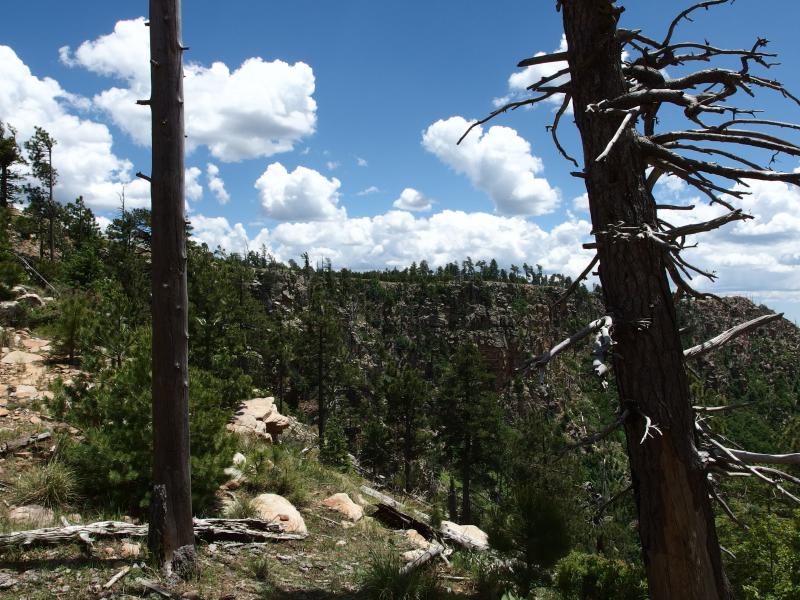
3 1 800 319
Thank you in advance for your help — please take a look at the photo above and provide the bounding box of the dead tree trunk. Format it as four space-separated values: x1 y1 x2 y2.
561 2 730 598
147 0 194 573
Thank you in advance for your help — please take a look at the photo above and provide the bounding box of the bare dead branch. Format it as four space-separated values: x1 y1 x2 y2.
727 449 800 466
683 313 783 359
521 316 612 377
457 86 569 145
517 51 568 68
594 484 633 517
707 436 800 504
664 209 752 239
662 142 766 171
527 67 570 92
548 93 579 167
652 130 800 158
596 108 639 162
563 409 629 453
656 203 696 211
662 0 733 47
693 403 755 413
638 136 800 184
551 254 598 309
709 485 748 530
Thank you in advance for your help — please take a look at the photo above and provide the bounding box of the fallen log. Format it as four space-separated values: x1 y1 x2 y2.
439 521 489 551
372 503 435 539
400 544 444 575
0 432 51 457
360 485 431 522
0 518 306 549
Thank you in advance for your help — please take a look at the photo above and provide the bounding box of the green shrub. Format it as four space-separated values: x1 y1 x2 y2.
10 460 78 508
723 511 800 599
554 551 647 600
320 414 350 470
242 444 311 508
224 494 258 519
51 290 91 363
53 328 239 514
359 550 442 600
488 484 571 593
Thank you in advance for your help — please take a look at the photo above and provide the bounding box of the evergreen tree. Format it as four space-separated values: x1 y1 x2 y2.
436 343 505 523
385 366 428 491
295 276 347 448
24 127 58 259
0 121 25 209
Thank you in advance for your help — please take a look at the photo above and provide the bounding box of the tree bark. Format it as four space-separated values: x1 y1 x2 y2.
47 143 54 260
560 2 731 598
147 0 194 572
1 165 8 208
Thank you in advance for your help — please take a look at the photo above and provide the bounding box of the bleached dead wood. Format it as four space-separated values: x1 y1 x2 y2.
399 544 445 575
439 522 489 551
0 518 306 549
522 316 613 379
683 313 783 359
726 449 800 466
103 565 131 590
360 485 431 522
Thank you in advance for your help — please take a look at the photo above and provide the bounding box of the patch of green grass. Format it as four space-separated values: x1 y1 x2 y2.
246 552 273 582
358 550 442 600
10 460 78 508
224 493 259 519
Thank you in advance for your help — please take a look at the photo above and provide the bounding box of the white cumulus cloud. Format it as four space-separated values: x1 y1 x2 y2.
652 170 800 305
186 167 203 202
0 45 146 212
494 35 569 110
187 209 594 277
206 163 230 205
422 116 560 216
60 18 317 162
393 188 433 212
255 163 344 222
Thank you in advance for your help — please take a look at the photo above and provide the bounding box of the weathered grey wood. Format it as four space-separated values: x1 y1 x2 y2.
147 0 193 570
360 485 431 522
0 518 306 549
399 544 444 575
683 313 783 359
103 566 131 590
727 449 800 466
372 503 435 539
439 522 489 551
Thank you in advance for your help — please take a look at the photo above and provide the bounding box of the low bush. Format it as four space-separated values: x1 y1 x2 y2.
11 460 77 508
51 327 242 515
359 550 442 600
554 551 647 600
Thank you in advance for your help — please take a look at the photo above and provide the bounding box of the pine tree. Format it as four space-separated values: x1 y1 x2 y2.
0 121 25 209
436 343 505 523
24 127 57 259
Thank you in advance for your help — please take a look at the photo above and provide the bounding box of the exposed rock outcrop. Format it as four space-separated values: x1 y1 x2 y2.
322 493 363 522
251 493 307 535
227 397 290 440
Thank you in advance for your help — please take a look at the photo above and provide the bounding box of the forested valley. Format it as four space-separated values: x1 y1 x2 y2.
3 0 800 598
1 185 798 598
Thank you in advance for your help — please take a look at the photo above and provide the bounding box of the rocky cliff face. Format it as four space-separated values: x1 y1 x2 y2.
257 268 799 407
